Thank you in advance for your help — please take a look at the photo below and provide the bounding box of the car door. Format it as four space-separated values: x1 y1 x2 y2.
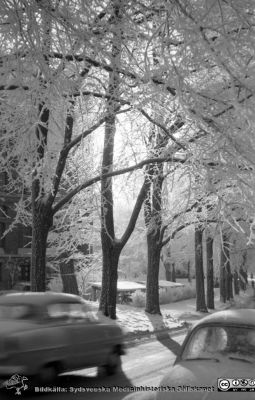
66 315 110 369
47 302 110 370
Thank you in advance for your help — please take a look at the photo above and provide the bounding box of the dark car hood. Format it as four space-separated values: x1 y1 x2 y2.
157 359 255 399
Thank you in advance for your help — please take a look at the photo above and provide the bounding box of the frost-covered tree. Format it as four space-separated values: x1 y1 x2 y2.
0 0 124 291
0 1 186 303
1 0 255 319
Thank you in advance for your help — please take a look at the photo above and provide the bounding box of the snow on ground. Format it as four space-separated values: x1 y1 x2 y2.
90 281 146 291
88 303 184 335
87 288 255 336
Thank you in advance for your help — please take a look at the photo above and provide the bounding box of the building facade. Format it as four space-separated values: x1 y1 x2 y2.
0 172 31 290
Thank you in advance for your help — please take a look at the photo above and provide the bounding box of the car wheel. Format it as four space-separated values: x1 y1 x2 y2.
104 349 122 376
37 363 58 385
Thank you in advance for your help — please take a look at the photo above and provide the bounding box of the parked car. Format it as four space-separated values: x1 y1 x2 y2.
156 309 255 399
0 292 125 387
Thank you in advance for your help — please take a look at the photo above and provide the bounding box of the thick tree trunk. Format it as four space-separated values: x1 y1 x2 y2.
206 236 214 309
225 240 233 301
99 1 122 320
195 227 208 312
226 263 233 300
99 120 118 318
146 232 161 314
164 261 172 281
144 161 163 315
220 264 227 302
99 255 109 316
187 261 192 283
163 260 176 282
31 99 50 292
233 270 240 295
99 244 120 319
108 249 120 319
31 201 52 291
60 260 79 295
99 177 149 319
171 263 176 282
99 230 114 317
220 234 232 302
239 252 248 291
162 249 172 281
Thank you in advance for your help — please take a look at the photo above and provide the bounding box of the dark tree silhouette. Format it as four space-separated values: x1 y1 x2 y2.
206 235 214 309
195 227 208 313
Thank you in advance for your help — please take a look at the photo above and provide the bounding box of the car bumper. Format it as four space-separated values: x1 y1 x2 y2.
0 365 28 377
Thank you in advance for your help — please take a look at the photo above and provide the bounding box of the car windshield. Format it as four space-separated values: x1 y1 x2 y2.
182 325 255 363
0 304 34 320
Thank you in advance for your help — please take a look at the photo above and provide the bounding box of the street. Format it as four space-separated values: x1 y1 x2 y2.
3 331 186 400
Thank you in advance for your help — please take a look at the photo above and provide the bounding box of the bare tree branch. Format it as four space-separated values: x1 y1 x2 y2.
52 153 186 215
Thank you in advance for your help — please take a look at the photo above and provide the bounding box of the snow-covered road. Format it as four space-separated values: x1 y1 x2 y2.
14 331 186 400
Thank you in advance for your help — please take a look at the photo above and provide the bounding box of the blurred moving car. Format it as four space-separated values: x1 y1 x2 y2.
0 292 125 385
157 309 255 399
